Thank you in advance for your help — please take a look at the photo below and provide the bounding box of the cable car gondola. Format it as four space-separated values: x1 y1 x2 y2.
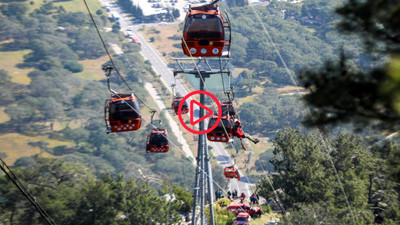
224 166 240 180
172 97 189 115
181 1 231 57
146 111 169 153
105 93 141 134
146 128 169 153
207 115 233 142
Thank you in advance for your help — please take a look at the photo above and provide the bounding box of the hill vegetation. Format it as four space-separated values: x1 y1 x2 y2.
0 0 399 224
0 0 200 223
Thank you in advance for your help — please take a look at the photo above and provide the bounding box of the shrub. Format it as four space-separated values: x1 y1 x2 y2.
63 60 83 73
261 204 272 214
217 198 231 207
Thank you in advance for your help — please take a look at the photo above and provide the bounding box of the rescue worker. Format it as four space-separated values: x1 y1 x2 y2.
233 189 238 199
240 192 246 203
232 119 259 149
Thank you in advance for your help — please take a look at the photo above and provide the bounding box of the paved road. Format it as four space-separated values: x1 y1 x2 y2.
97 0 252 198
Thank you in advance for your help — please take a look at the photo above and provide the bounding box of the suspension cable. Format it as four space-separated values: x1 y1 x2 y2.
83 0 155 111
0 157 57 225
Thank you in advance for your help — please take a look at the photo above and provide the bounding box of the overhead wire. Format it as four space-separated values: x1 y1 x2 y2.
248 3 357 224
82 0 154 111
0 157 57 225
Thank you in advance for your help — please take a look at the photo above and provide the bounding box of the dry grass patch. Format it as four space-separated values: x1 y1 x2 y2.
277 85 307 95
54 0 103 13
0 133 73 165
74 55 109 80
0 107 10 124
0 49 33 85
141 24 181 61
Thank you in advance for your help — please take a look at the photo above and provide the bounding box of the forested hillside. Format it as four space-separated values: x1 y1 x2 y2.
249 0 400 224
0 0 199 223
1 0 399 224
221 0 370 138
0 0 199 185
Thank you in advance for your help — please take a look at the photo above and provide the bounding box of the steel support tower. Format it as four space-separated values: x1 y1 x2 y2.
174 58 231 225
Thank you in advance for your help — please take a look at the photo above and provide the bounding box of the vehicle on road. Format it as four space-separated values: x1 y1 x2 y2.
131 36 142 47
227 203 262 218
234 212 250 225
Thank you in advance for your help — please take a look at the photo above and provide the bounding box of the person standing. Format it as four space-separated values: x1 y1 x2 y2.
250 194 256 204
233 189 237 199
240 192 246 203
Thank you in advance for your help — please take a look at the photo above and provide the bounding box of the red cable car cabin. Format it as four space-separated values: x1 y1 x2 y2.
146 129 169 153
224 166 240 180
181 3 231 57
105 93 141 133
172 97 189 115
207 115 233 142
221 101 236 118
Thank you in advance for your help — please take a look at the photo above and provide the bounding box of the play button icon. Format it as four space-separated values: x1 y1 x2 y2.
190 100 213 125
178 90 222 134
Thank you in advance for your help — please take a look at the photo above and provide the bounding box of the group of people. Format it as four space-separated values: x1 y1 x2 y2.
216 189 243 201
226 189 238 200
215 189 224 200
250 193 259 204
215 189 261 205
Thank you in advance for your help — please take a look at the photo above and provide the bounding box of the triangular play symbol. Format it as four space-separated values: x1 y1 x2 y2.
190 100 213 125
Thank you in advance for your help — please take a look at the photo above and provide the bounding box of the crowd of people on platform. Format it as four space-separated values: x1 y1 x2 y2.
215 189 260 204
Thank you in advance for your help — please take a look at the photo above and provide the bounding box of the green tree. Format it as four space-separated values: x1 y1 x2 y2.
28 141 49 155
63 60 83 73
299 0 400 130
226 0 248 7
38 98 64 130
62 127 90 148
112 23 120 33
259 128 378 223
237 78 258 92
0 2 28 17
0 69 11 85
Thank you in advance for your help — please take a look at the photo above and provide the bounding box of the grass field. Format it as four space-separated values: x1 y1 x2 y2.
74 55 109 80
54 0 104 13
0 0 103 15
0 133 74 165
0 49 33 85
0 107 10 124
